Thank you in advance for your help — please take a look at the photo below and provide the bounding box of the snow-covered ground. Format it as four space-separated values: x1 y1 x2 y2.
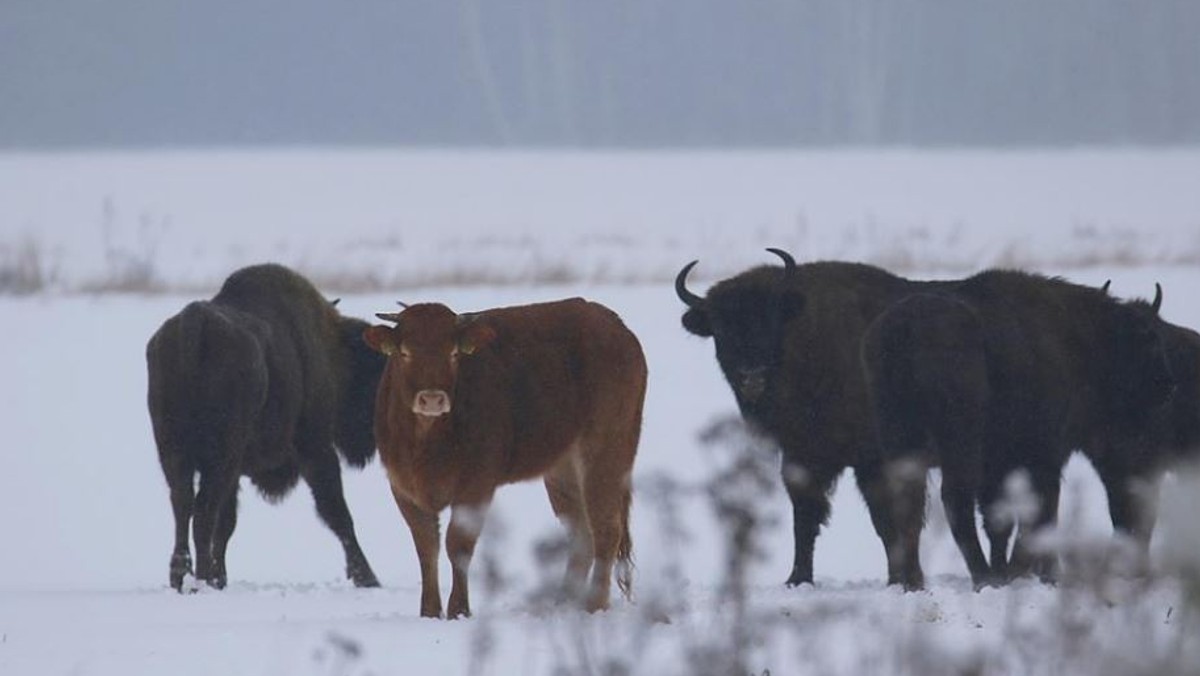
3 149 1200 293
1 150 1198 675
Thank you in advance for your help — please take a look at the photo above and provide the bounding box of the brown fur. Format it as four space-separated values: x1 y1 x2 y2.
364 298 646 618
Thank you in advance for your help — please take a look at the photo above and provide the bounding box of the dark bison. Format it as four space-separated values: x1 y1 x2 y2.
677 249 924 588
146 263 384 591
364 299 646 618
861 278 1174 587
676 250 1173 589
1084 311 1200 551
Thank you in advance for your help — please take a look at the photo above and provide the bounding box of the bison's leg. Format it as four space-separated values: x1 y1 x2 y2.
544 455 593 599
163 455 196 592
780 460 838 587
1094 456 1162 556
884 456 928 591
1009 463 1062 583
394 492 443 618
210 486 239 588
939 463 992 588
193 464 238 589
979 468 1015 580
933 422 994 589
855 465 906 585
446 500 492 620
301 451 380 588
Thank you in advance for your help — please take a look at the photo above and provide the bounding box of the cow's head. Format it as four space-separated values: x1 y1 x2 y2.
676 248 806 412
1109 283 1176 417
363 303 497 418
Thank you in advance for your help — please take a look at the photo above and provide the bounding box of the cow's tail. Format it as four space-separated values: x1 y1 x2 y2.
615 485 634 601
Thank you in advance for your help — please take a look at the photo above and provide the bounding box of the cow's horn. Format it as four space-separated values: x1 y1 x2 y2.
675 260 704 308
375 311 404 323
1152 283 1163 313
766 247 797 276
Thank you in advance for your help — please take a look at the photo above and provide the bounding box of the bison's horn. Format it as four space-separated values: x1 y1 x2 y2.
766 247 797 276
1152 283 1163 313
1100 280 1111 295
675 260 704 308
329 297 341 308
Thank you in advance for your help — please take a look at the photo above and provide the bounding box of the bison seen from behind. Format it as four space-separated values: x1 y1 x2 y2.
862 278 1174 586
364 298 646 618
146 264 384 591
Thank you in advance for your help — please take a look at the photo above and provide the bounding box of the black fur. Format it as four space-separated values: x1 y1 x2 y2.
146 264 385 591
1083 319 1200 556
863 273 1174 587
678 254 1173 590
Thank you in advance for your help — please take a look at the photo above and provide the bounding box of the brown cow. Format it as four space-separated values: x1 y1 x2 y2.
363 298 646 618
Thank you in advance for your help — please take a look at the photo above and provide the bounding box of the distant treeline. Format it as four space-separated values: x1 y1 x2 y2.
3 0 1199 148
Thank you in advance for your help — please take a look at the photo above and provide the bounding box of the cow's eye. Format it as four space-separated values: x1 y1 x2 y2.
449 347 460 360
399 347 412 360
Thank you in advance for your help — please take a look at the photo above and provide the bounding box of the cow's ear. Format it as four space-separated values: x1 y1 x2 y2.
682 308 712 337
363 325 398 356
459 322 497 355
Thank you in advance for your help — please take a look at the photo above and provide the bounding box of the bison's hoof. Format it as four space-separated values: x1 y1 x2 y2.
169 554 193 592
348 566 381 588
784 574 813 588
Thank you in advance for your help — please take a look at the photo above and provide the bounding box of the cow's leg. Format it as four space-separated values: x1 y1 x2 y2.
210 485 239 588
193 463 238 589
162 454 196 592
300 449 379 588
781 460 839 587
394 492 442 618
446 498 492 619
544 454 593 600
581 459 632 613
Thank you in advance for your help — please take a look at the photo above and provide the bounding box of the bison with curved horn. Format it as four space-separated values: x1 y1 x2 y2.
678 249 1176 590
1063 284 1200 567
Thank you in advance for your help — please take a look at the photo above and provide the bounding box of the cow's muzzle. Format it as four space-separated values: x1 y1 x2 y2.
412 389 452 417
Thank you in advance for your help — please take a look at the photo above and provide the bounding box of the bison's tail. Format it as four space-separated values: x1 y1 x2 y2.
615 485 634 601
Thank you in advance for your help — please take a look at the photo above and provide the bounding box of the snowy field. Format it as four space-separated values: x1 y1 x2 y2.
1 150 1199 675
3 149 1200 293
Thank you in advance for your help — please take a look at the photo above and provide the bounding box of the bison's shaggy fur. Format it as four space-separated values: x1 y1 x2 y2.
678 250 1173 589
862 275 1173 587
146 264 384 591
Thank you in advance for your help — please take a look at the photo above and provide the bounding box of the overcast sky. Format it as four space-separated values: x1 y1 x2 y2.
3 0 1199 149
